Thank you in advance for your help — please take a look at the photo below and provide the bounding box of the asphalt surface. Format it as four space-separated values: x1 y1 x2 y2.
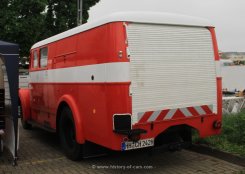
0 124 244 174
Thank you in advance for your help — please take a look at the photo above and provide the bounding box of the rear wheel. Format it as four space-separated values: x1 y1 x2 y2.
59 107 83 161
18 102 31 129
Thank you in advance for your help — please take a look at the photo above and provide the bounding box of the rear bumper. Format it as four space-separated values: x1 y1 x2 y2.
134 114 221 138
110 114 221 151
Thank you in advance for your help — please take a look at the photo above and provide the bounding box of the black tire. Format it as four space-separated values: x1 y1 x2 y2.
0 136 3 155
18 103 32 130
59 107 83 161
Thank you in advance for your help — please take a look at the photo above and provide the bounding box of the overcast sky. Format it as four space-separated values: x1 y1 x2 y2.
89 0 245 52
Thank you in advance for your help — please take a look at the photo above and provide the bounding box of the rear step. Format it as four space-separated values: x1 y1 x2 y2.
114 129 147 142
114 129 147 136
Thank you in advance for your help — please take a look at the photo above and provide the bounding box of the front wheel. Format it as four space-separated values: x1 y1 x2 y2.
0 135 3 155
18 103 31 130
59 107 83 161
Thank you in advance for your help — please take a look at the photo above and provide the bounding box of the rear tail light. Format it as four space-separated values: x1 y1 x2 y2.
213 120 222 129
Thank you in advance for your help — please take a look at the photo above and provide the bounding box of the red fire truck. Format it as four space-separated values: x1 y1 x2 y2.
19 12 222 160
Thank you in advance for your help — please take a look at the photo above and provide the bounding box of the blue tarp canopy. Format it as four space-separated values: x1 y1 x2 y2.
0 40 19 164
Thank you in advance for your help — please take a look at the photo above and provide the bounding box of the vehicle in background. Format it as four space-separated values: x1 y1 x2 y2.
220 59 234 67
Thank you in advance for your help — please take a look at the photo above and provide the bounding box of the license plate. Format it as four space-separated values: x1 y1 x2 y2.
122 138 154 151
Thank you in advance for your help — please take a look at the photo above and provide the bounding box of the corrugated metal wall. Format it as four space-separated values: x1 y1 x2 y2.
127 23 217 123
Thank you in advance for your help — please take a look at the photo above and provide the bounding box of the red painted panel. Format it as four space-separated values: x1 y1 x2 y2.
201 105 213 115
19 89 31 120
208 27 220 61
171 109 186 120
30 22 129 72
139 111 153 123
217 77 222 120
25 22 222 151
156 109 170 121
187 107 199 117
208 27 222 123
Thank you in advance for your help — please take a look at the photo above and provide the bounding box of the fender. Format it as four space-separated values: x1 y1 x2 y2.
19 88 31 121
57 95 85 144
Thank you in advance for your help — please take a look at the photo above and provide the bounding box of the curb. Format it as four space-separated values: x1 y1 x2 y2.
189 144 245 167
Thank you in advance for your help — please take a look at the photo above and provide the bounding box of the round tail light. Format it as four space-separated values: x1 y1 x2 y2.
213 120 222 129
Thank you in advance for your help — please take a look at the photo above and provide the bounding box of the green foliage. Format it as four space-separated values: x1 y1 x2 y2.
82 0 100 23
222 112 245 145
200 136 245 156
45 0 77 36
193 111 245 156
0 0 100 58
45 0 100 36
0 0 47 57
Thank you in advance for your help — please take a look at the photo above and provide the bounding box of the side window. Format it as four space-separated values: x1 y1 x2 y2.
40 47 48 68
33 50 38 68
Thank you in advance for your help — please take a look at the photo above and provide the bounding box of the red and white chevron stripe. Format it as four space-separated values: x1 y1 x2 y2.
137 105 214 123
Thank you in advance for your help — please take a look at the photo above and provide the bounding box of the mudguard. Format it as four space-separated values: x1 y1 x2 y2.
19 89 31 121
57 95 85 144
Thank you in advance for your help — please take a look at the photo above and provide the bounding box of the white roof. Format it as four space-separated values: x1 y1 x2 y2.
32 11 213 49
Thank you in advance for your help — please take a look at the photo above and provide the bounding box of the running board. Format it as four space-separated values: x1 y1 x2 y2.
114 129 147 136
27 120 56 133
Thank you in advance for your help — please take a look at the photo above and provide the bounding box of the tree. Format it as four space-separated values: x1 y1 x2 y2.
0 0 47 57
82 0 100 23
0 0 100 59
45 0 100 37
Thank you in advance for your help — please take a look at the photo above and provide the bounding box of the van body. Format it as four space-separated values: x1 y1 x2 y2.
19 12 222 160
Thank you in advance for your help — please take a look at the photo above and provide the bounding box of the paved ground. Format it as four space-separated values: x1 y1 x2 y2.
0 124 244 174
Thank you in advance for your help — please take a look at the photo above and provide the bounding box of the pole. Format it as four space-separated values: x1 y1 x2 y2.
77 0 83 25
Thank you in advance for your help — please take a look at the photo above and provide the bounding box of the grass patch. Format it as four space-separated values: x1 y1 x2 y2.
193 110 245 157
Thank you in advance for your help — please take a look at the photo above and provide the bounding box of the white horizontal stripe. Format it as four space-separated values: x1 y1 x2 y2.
180 108 192 117
216 61 221 77
147 110 161 122
137 112 145 121
30 62 130 83
208 105 213 112
0 53 18 56
194 106 206 115
164 109 177 120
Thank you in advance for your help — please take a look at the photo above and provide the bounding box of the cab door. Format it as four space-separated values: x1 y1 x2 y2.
30 47 50 125
30 50 39 122
38 47 50 126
